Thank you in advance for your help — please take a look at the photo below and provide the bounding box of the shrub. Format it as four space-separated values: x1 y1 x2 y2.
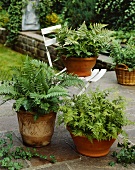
95 0 135 31
112 30 135 44
5 0 23 46
0 0 11 10
0 4 9 27
45 12 61 27
35 0 52 29
51 0 66 14
63 0 97 28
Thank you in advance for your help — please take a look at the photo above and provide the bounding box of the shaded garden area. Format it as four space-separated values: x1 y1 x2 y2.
0 0 134 46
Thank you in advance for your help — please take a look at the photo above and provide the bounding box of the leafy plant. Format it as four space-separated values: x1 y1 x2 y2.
110 37 135 71
112 30 135 44
0 0 11 10
0 133 56 170
0 3 9 27
95 0 135 31
56 22 113 58
110 142 135 167
0 57 83 119
35 0 52 29
51 0 66 15
58 88 130 141
45 12 61 27
5 0 24 46
63 0 97 29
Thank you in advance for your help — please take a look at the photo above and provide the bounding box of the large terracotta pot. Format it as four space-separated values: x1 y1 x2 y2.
69 132 115 157
17 111 56 147
62 57 97 77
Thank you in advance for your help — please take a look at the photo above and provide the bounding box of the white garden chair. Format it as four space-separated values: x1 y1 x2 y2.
41 25 106 96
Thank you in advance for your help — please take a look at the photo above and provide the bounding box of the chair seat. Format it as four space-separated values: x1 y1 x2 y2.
78 69 106 96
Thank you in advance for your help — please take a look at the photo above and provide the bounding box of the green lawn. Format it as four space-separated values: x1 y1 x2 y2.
0 43 30 80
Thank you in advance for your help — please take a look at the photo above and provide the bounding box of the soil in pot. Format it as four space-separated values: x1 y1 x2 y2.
62 57 97 77
17 111 56 147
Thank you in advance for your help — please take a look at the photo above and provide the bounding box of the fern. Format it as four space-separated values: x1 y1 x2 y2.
110 38 135 70
59 88 130 141
89 23 108 34
0 57 83 116
57 73 84 88
57 22 113 58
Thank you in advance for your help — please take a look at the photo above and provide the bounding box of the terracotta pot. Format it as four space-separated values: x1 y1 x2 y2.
17 111 56 147
62 57 97 77
69 132 115 157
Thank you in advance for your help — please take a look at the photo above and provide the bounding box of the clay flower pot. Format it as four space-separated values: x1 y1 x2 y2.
69 132 116 157
17 111 56 147
62 57 97 77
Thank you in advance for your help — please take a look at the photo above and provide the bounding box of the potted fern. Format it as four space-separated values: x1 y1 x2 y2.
0 57 83 147
56 22 113 77
110 37 135 85
58 88 130 157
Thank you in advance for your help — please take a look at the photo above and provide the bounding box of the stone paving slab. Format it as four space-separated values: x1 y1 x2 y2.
14 126 80 167
0 115 18 132
25 126 80 167
0 130 133 170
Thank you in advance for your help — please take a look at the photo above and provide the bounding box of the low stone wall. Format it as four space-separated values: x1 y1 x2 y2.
0 28 64 70
0 28 113 70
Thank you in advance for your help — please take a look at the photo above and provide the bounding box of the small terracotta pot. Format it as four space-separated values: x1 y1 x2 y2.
17 111 56 147
62 57 97 77
69 132 115 157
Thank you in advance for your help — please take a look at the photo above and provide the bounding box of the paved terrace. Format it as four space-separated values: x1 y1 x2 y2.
0 71 135 170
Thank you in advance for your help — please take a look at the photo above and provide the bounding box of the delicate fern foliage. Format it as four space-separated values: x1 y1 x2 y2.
56 22 113 58
58 88 130 141
110 37 135 71
56 73 84 88
0 57 83 116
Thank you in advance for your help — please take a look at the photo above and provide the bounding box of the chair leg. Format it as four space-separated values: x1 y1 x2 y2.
77 81 91 96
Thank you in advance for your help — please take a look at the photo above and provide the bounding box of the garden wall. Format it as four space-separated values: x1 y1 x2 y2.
0 28 113 71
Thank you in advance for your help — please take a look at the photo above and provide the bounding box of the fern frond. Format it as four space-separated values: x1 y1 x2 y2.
57 73 84 88
0 83 17 96
14 97 27 111
89 23 108 34
46 86 68 98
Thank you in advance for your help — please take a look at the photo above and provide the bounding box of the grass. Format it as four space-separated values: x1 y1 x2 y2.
0 43 30 80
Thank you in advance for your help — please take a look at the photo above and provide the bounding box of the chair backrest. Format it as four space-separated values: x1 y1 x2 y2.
41 25 61 67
